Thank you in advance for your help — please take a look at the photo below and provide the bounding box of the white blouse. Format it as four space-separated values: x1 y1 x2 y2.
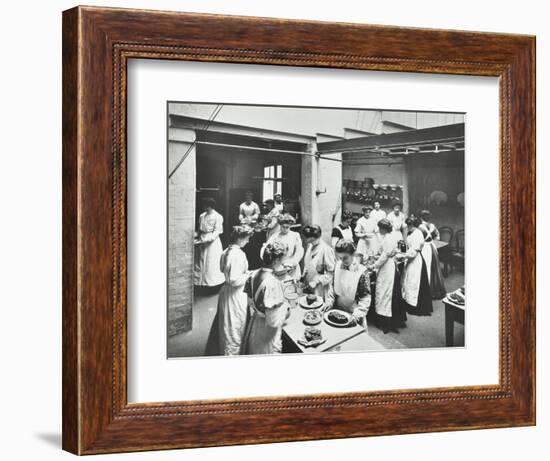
239 201 260 223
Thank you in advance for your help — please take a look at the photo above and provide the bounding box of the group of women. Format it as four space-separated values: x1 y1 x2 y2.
195 195 447 356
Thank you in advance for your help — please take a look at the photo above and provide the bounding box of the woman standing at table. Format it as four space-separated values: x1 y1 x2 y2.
325 239 371 325
331 210 355 248
354 205 379 261
301 225 336 303
239 190 260 225
241 242 291 355
193 197 225 288
368 219 407 333
418 210 447 299
400 216 433 316
216 225 253 355
262 213 304 281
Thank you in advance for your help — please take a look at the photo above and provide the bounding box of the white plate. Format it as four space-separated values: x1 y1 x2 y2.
303 311 323 326
323 309 353 327
298 295 323 309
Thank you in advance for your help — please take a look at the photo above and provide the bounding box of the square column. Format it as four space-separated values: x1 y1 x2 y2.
168 128 196 336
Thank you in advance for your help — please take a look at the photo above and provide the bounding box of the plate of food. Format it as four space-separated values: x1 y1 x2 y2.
303 310 322 326
324 309 353 327
297 327 327 348
448 290 465 305
298 294 323 309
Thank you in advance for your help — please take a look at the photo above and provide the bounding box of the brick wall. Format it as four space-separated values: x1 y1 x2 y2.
168 129 196 336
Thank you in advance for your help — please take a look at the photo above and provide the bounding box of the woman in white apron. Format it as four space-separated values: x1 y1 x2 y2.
241 242 291 355
331 210 355 248
418 210 447 300
325 239 371 325
262 213 304 281
370 201 387 226
354 206 379 261
400 217 433 316
215 225 253 355
238 190 260 225
368 219 407 333
301 225 336 302
386 201 407 242
193 197 225 287
273 193 284 214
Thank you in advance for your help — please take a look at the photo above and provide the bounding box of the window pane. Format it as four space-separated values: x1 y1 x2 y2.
263 180 274 202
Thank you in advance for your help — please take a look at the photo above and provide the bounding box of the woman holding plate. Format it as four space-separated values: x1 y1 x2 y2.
368 219 407 333
325 239 371 325
193 197 225 288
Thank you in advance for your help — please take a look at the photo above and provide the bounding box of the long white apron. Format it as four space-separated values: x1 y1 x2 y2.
374 234 398 317
193 211 225 286
419 222 436 283
401 229 425 306
333 263 364 312
420 240 433 283
387 211 406 242
217 246 249 355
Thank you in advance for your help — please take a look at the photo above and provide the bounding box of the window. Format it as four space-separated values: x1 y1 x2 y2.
262 164 283 202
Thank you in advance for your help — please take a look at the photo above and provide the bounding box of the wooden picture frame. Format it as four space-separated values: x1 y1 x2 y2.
62 6 536 455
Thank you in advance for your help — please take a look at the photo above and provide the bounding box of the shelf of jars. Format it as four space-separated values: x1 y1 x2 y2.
342 179 404 206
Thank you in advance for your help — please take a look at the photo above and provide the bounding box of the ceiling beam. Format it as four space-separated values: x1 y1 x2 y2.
318 122 465 153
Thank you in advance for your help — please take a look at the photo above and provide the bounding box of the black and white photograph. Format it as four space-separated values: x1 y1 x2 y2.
2 0 543 458
167 103 466 358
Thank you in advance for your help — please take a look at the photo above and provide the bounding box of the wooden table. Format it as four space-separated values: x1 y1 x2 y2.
442 297 465 347
282 300 369 353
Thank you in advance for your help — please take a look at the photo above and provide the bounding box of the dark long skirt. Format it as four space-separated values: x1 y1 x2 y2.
204 311 221 356
244 230 264 270
369 266 408 333
429 244 447 300
404 256 433 316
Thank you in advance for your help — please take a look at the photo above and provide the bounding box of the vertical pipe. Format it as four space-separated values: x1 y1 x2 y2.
402 158 410 216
